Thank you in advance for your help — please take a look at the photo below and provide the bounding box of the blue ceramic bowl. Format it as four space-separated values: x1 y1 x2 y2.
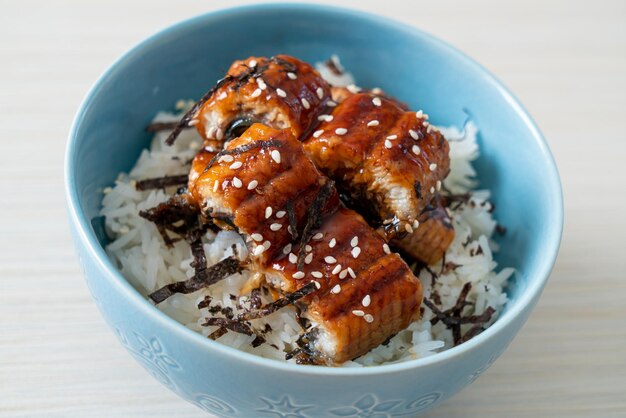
65 4 562 417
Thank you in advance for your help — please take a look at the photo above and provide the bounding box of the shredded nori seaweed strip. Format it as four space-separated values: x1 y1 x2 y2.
148 256 241 304
146 121 191 133
198 295 212 309
237 282 317 321
285 200 298 240
135 174 189 191
139 195 206 247
208 327 228 340
202 139 285 174
423 282 495 346
164 56 300 146
249 288 263 309
296 180 335 269
203 317 254 336
251 335 266 348
323 57 344 76
164 76 233 146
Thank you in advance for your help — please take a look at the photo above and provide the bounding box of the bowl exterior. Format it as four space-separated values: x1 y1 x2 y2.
72 216 530 418
66 4 562 417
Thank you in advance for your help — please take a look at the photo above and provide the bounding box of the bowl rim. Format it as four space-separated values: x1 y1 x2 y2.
65 2 563 376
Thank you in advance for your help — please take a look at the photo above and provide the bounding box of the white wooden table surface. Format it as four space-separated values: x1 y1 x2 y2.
2 1 625 417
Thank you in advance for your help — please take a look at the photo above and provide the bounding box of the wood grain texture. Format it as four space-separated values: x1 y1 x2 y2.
1 0 625 417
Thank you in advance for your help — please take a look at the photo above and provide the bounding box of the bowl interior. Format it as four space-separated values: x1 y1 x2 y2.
68 5 561 346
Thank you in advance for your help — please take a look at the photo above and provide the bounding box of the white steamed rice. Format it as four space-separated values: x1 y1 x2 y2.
101 66 513 367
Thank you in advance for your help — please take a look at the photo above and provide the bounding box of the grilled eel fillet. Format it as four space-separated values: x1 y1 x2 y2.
193 55 331 143
304 91 454 265
189 123 422 365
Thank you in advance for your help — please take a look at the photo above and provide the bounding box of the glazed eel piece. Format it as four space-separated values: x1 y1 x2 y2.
189 123 422 365
165 55 332 148
304 91 454 265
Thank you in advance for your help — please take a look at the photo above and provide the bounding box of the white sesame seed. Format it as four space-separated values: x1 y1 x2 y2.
265 207 272 219
257 78 267 90
313 232 324 240
331 284 341 294
324 256 337 264
283 243 292 254
423 121 430 127
219 154 234 163
249 59 257 68
247 180 258 190
367 120 379 127
326 100 337 107
427 125 435 133
293 271 305 279
335 128 348 135
332 264 342 275
350 236 359 247
313 281 321 289
372 97 382 106
301 98 310 109
413 220 420 229
416 110 423 118
251 233 263 242
364 314 374 323
206 126 216 138
351 247 361 258
270 223 283 231
436 180 442 191
318 114 333 122
305 245 312 252
346 84 361 94
429 163 437 171
188 119 199 126
383 243 391 254
387 134 398 140
405 223 413 234
216 128 224 140
253 245 266 256
409 129 419 140
276 88 287 98
348 267 356 279
384 140 392 149
339 269 348 279
229 161 243 170
213 180 219 192
287 72 297 80
232 177 243 188
352 310 365 317
362 295 371 307
304 253 313 264
289 253 297 264
412 145 421 155
221 180 229 190
430 186 435 194
217 91 228 100
276 210 286 218
263 240 271 250
250 88 262 98
328 238 337 248
316 87 324 99
271 150 281 164
371 87 383 94
313 129 324 138
311 271 323 279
